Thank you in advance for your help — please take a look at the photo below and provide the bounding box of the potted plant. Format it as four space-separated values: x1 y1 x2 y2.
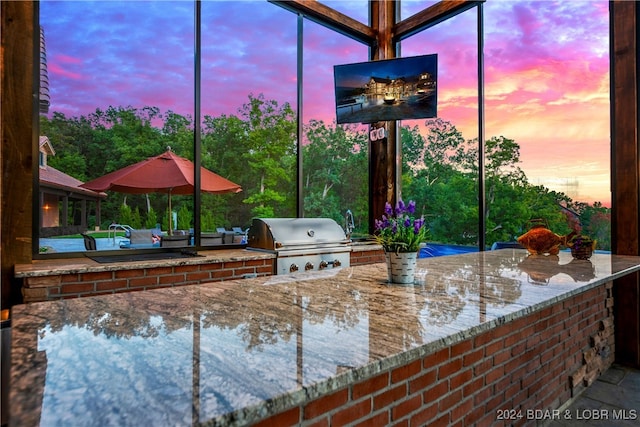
375 200 429 284
566 234 596 260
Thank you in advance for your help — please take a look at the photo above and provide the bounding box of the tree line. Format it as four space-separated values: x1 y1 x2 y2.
40 94 610 250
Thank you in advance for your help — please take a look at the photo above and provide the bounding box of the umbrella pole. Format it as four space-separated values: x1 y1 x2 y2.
168 189 173 236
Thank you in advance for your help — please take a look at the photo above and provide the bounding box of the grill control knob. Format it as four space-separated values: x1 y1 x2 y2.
333 259 342 267
319 261 328 270
289 264 299 273
305 262 314 271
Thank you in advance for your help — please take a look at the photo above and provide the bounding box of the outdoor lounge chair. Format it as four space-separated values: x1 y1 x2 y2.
231 227 247 244
81 233 97 251
119 228 162 249
160 234 190 247
201 232 223 245
128 229 162 245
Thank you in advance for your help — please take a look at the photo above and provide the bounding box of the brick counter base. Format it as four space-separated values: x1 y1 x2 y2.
351 248 385 266
252 282 614 427
22 249 385 303
21 251 385 303
21 259 275 302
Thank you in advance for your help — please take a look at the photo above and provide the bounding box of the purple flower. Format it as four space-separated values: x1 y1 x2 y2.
374 199 428 252
384 202 393 216
375 217 391 231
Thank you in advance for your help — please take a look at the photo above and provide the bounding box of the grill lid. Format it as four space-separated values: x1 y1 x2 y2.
247 218 349 251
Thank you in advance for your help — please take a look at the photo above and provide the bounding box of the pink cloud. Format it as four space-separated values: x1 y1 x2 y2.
48 62 83 80
55 54 81 64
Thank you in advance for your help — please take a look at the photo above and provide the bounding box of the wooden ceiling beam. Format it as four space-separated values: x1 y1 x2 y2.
269 0 377 45
394 0 484 42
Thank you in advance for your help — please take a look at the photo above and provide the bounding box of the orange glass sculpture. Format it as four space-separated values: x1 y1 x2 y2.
517 220 575 255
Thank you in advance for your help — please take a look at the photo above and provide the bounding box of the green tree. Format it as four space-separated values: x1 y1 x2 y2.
162 208 171 233
161 110 193 157
303 120 368 229
202 114 250 227
131 207 143 229
588 209 611 250
40 103 611 249
402 121 472 244
238 94 296 218
145 207 158 229
119 204 133 226
566 200 611 250
87 106 165 174
403 118 467 185
402 120 583 247
40 113 98 182
177 204 192 230
201 210 218 232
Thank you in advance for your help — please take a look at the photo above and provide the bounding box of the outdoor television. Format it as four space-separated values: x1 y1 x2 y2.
333 54 437 124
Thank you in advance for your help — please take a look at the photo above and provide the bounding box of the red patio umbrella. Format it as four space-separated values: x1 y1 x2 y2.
81 148 241 235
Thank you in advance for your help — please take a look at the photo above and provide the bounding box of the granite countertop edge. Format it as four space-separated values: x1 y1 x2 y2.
14 249 276 278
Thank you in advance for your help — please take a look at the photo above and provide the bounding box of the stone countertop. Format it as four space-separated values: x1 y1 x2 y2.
13 243 382 278
14 249 275 277
349 240 382 250
9 250 640 426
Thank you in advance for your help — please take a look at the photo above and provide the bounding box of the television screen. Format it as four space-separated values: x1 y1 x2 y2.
334 54 437 124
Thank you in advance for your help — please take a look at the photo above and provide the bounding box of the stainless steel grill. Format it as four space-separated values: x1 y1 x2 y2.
247 218 351 275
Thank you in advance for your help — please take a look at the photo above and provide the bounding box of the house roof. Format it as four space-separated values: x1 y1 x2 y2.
38 136 105 199
369 76 392 84
40 164 107 199
39 136 55 156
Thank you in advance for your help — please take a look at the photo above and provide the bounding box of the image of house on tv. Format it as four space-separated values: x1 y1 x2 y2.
364 71 436 103
334 54 438 124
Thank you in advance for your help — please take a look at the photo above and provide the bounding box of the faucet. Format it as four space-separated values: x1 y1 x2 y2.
345 209 355 240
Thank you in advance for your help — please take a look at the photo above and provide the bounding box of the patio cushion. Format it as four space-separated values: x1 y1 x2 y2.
129 229 161 245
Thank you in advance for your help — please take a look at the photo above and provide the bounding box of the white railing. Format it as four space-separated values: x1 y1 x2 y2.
108 223 133 246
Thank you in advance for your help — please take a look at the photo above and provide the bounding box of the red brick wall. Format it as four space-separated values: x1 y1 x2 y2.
351 248 385 266
251 282 614 427
22 258 275 302
21 249 385 303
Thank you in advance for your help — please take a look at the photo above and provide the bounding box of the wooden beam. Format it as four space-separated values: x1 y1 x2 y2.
370 0 396 61
269 0 377 45
1 1 36 308
368 1 399 235
611 0 640 369
394 0 483 42
611 0 639 257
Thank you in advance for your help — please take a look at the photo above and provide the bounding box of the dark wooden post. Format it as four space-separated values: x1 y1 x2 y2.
611 0 640 368
1 2 36 308
368 0 399 234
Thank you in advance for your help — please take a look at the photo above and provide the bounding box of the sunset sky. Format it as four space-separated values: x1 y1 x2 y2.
41 0 611 206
